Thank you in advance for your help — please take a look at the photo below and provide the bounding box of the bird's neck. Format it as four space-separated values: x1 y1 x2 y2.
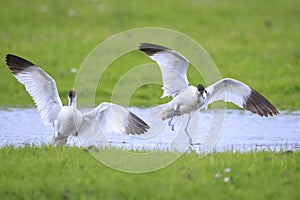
71 102 77 109
68 99 77 109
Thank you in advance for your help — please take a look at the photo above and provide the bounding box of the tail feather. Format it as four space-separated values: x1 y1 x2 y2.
152 103 176 121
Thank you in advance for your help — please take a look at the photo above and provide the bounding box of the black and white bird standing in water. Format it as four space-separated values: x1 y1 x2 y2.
139 43 279 145
5 54 149 145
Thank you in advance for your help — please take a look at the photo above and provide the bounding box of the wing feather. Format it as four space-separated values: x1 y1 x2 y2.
206 78 279 117
139 43 189 98
5 54 63 126
84 103 149 135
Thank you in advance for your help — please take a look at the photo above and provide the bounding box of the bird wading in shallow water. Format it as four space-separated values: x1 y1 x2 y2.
139 43 279 145
6 54 149 145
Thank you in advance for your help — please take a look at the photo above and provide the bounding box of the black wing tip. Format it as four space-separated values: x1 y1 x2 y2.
125 111 150 135
243 89 279 117
5 54 35 75
139 43 170 56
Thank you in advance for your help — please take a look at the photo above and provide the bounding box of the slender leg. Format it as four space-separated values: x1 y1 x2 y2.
184 115 193 145
168 108 177 131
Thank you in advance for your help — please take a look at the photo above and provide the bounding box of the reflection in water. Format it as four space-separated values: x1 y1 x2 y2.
0 108 299 152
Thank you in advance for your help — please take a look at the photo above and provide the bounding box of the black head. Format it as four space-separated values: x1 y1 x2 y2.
68 90 76 99
68 90 77 105
197 84 206 93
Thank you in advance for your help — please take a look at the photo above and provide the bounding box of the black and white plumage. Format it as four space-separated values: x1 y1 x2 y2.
139 43 279 144
6 54 149 145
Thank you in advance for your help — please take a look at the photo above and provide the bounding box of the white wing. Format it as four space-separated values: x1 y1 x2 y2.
6 54 63 126
139 43 189 98
205 78 279 117
82 102 149 135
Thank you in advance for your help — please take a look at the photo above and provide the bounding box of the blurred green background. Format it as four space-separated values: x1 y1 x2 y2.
1 0 299 109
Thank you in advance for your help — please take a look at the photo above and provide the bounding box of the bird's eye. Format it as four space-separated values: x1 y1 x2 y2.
205 90 207 93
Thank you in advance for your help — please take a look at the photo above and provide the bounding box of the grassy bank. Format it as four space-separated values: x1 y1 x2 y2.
1 0 300 110
0 146 299 199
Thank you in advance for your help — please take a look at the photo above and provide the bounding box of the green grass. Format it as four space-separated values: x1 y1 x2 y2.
0 146 299 199
0 0 300 110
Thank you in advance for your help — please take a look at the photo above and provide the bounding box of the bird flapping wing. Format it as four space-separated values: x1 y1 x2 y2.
205 78 279 117
139 43 189 98
6 54 63 126
83 102 149 135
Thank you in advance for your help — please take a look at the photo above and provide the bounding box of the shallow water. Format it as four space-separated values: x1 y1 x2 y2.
0 108 299 152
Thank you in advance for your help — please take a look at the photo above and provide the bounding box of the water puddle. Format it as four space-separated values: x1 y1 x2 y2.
0 108 299 152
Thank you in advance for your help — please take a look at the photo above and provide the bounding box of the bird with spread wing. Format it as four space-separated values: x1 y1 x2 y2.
6 54 149 145
139 43 279 145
